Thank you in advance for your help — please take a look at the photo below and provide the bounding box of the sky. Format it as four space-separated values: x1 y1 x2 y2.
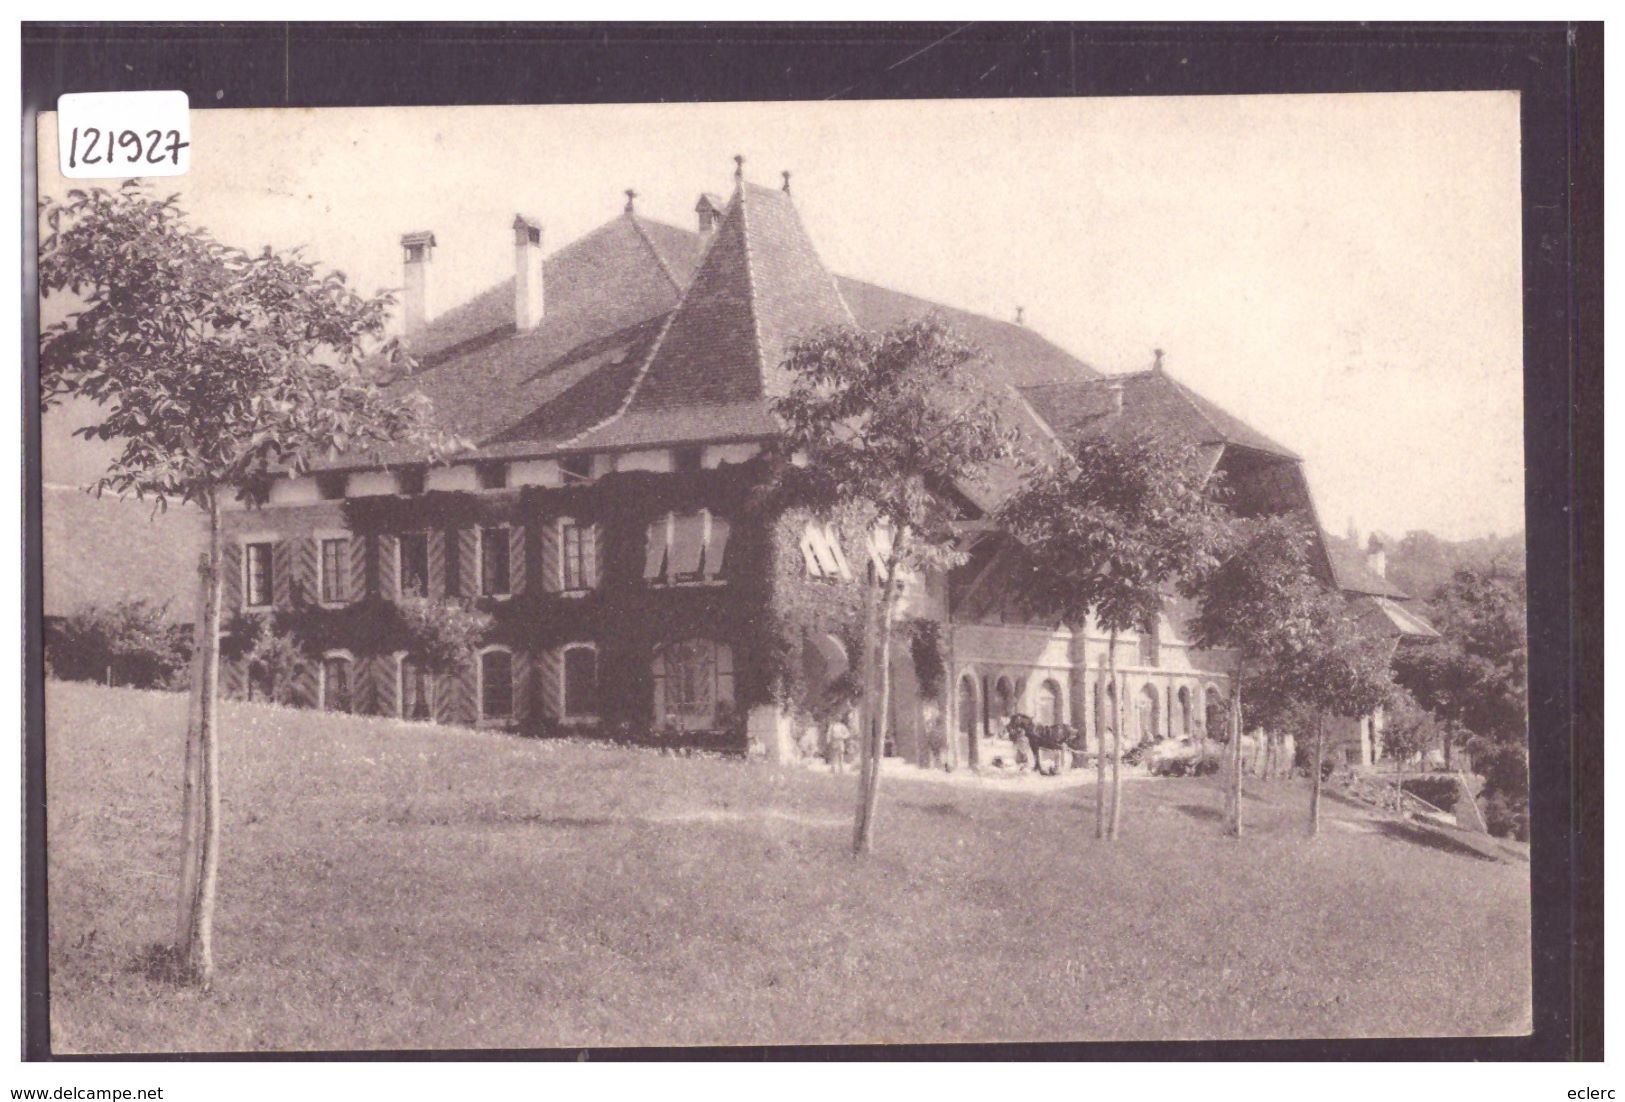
37 93 1525 540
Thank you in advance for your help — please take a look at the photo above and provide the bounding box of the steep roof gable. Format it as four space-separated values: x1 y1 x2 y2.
569 181 855 450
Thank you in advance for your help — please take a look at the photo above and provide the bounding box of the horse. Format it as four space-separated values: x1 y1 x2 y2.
1006 713 1085 776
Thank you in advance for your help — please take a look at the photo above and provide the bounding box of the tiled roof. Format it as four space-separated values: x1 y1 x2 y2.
1019 369 1299 461
42 485 205 621
311 183 1101 468
1364 594 1440 638
571 183 856 450
1324 537 1412 599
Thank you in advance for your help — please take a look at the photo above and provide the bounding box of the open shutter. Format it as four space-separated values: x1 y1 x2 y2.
376 655 401 718
457 527 480 597
826 524 853 580
427 529 447 599
509 526 527 595
537 648 562 720
512 648 531 724
541 520 562 593
222 543 243 610
348 535 369 602
294 537 319 606
643 516 670 581
704 514 731 580
799 528 822 576
272 540 294 607
350 655 376 715
669 513 705 577
586 524 601 589
377 535 399 600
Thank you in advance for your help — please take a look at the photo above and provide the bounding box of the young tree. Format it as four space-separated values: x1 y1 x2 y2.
1381 687 1441 771
769 317 1018 856
1288 589 1396 835
998 433 1230 840
39 182 454 986
1186 515 1322 837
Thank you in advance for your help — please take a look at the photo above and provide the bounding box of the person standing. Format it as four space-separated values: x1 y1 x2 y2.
827 713 853 774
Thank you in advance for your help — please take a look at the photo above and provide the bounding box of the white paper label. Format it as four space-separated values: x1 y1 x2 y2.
57 91 191 179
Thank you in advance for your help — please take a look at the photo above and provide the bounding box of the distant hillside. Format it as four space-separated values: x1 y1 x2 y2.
1325 529 1526 603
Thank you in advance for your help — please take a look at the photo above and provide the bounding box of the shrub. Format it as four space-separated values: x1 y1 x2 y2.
1482 791 1529 842
395 598 493 672
240 618 311 705
1400 776 1460 812
49 599 191 689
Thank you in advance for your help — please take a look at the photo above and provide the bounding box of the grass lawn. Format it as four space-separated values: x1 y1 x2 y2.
45 681 1531 1053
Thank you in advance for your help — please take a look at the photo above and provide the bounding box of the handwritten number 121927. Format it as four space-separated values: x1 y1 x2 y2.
66 126 190 170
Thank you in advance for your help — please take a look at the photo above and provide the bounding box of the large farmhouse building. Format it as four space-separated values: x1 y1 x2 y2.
214 165 1431 766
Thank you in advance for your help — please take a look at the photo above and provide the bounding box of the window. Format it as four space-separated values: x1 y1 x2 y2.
397 467 426 496
319 536 350 604
562 645 598 719
560 519 596 591
673 446 703 473
1138 622 1160 667
644 510 730 585
398 532 429 598
480 649 514 721
316 472 347 501
652 639 734 730
480 526 511 597
800 521 852 580
321 653 353 713
244 542 274 608
475 462 508 491
400 654 433 721
560 454 593 484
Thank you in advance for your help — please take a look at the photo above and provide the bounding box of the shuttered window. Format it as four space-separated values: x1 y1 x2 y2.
321 654 353 713
480 649 514 721
561 520 596 591
646 511 730 586
399 533 429 598
320 537 349 604
400 655 433 721
480 527 511 597
244 542 273 608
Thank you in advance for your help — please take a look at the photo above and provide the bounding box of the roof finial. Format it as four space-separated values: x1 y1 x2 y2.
624 188 638 213
781 170 791 193
1153 347 1165 372
734 154 745 182
1014 306 1025 326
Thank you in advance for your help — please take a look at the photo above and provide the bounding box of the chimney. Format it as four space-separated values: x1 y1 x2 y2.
399 231 436 337
1366 534 1387 579
696 193 725 235
1152 348 1165 373
1105 378 1126 414
512 215 543 331
1014 306 1025 326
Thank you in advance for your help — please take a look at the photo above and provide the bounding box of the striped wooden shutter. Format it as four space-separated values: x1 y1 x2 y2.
427 529 447 599
536 646 563 720
454 656 478 724
221 657 247 700
293 537 319 606
377 535 399 600
376 654 400 717
456 527 480 597
348 535 369 603
272 540 293 608
540 520 561 593
509 526 527 595
222 543 243 611
586 523 601 589
350 655 376 715
293 660 319 709
512 647 531 724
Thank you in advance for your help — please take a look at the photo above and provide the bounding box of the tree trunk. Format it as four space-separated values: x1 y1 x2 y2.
1108 631 1127 840
1228 677 1245 838
853 528 907 856
1309 713 1324 836
175 491 223 987
1096 632 1114 840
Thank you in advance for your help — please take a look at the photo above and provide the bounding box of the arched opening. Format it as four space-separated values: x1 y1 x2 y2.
1036 679 1062 726
479 647 514 722
1177 685 1192 737
399 652 433 721
320 651 353 714
802 632 850 720
562 644 598 720
1137 683 1160 744
1205 686 1227 742
993 675 1015 734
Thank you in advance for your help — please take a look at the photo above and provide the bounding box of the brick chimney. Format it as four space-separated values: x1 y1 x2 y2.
513 215 544 331
695 193 726 235
1366 534 1387 579
400 231 436 337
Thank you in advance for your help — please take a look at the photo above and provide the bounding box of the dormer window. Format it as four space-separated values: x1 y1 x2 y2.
397 467 426 496
561 454 593 485
475 462 509 491
315 472 347 501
